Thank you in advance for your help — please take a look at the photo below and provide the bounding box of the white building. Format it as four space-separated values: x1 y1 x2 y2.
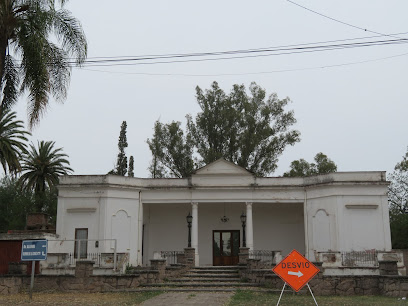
55 158 391 268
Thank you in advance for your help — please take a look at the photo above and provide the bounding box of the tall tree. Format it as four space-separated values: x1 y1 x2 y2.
110 121 129 176
18 140 72 211
388 148 408 215
148 82 300 177
128 155 134 177
388 147 408 248
147 120 195 178
283 152 337 177
0 108 29 174
0 0 87 128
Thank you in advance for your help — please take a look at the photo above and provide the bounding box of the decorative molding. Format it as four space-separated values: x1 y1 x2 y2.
345 204 378 209
313 209 329 217
112 209 131 217
66 208 96 213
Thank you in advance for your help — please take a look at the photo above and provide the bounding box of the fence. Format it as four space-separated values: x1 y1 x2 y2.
48 239 119 270
160 251 184 265
249 250 279 266
68 252 101 266
341 251 379 267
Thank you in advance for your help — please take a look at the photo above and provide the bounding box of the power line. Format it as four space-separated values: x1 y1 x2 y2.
285 0 403 39
72 38 408 67
79 32 408 61
78 51 408 77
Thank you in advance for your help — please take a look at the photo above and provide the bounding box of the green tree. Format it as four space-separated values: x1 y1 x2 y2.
0 176 58 232
147 82 300 177
388 147 408 248
128 155 134 177
0 176 33 232
283 152 337 177
147 120 195 178
18 140 72 211
0 0 87 128
395 147 408 172
0 109 29 174
110 121 129 176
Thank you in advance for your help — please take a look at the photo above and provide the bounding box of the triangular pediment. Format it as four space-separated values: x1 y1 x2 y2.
193 158 253 176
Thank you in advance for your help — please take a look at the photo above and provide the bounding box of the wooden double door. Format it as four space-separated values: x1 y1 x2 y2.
213 230 240 266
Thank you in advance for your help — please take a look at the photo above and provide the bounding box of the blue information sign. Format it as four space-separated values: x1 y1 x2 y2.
21 240 48 261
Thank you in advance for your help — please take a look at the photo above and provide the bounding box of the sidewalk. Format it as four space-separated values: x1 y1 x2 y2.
140 292 233 306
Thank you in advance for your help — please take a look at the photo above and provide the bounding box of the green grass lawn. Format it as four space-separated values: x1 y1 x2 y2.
228 290 408 306
0 291 162 305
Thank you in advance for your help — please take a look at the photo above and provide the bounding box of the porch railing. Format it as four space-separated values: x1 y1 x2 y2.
249 250 279 266
48 239 118 270
341 251 379 267
160 251 184 265
68 252 101 266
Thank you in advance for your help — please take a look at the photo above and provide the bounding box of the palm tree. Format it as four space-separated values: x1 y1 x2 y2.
0 0 87 128
0 108 29 174
19 140 72 211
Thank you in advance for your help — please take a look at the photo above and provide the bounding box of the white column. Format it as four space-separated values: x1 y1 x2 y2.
191 202 199 266
246 202 254 251
137 195 143 266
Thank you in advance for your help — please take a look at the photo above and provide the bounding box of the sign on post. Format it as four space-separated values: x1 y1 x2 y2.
21 240 48 261
21 239 48 301
272 249 319 292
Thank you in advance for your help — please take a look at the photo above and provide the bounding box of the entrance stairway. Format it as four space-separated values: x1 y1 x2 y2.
140 266 263 292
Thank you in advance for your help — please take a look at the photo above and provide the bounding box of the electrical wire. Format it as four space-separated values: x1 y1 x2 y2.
71 38 408 67
78 51 408 77
285 0 403 39
75 32 408 61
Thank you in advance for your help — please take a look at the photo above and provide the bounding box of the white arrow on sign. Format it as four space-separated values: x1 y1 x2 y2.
288 271 303 278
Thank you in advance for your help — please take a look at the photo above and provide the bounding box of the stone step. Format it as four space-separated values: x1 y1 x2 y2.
192 266 239 270
118 287 281 292
183 273 239 278
141 282 260 287
172 278 242 282
189 269 239 274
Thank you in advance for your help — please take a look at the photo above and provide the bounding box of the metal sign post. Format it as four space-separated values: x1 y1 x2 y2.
276 282 318 306
273 249 320 306
29 260 35 301
21 240 48 301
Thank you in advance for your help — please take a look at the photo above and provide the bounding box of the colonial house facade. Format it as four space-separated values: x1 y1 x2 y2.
54 158 392 270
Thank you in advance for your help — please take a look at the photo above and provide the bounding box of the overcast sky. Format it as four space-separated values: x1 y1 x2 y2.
10 0 408 178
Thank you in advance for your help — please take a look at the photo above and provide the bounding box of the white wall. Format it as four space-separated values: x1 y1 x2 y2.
143 203 190 265
253 202 305 257
305 186 391 261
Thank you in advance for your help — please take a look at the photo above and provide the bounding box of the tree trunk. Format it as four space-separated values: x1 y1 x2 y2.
0 36 8 108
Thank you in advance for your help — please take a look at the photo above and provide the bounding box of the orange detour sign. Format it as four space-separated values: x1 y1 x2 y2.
272 249 320 292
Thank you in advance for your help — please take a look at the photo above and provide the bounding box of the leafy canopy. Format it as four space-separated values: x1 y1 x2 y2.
0 0 87 128
283 152 337 177
18 140 72 212
388 147 408 248
147 81 300 177
0 108 29 174
0 176 58 232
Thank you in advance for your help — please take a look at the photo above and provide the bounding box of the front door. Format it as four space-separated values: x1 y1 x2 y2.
213 230 240 266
